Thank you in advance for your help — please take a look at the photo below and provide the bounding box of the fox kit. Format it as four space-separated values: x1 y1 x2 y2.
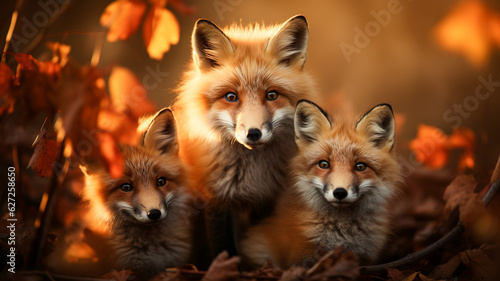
241 100 402 268
82 109 192 277
173 15 317 257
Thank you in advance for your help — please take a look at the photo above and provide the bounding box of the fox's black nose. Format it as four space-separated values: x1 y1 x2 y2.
147 209 161 220
247 128 262 142
333 188 348 200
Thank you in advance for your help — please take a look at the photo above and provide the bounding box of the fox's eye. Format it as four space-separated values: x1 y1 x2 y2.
120 183 133 192
266 91 279 101
157 177 167 187
318 160 330 169
225 92 238 102
354 162 367 171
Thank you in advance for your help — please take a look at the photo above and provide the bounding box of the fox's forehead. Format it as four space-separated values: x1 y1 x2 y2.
121 146 181 182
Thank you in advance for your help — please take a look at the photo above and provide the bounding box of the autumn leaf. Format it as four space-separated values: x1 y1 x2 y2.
409 125 476 171
0 62 15 114
448 128 475 171
143 5 180 60
28 132 59 177
100 0 146 42
108 66 156 118
443 175 484 227
102 269 134 281
202 251 240 281
409 125 449 169
433 0 500 67
306 248 359 281
99 131 124 179
387 267 406 281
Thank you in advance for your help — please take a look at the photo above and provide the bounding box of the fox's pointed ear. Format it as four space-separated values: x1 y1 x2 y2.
142 108 178 154
294 100 330 148
356 104 395 151
266 15 309 68
192 19 234 71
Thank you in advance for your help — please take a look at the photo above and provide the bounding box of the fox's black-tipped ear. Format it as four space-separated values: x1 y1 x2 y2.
356 104 395 151
294 100 330 148
192 19 234 71
266 15 309 68
142 108 178 154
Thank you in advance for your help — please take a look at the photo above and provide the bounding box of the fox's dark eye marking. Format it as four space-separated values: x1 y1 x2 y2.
266 91 279 101
318 160 330 169
354 162 367 171
224 92 238 102
120 183 133 192
157 177 167 187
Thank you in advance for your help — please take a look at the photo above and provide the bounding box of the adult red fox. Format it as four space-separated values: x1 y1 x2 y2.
172 15 318 258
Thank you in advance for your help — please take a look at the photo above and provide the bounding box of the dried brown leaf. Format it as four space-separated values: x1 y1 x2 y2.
306 248 359 281
387 267 406 281
203 251 240 281
429 255 461 279
28 134 58 177
443 175 484 227
102 269 134 281
100 0 146 42
143 6 180 60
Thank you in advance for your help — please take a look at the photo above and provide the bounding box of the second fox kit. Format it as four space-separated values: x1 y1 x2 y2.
82 109 192 276
173 15 317 256
241 101 402 268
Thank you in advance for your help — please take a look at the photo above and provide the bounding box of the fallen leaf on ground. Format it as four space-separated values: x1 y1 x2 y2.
202 251 240 281
306 248 359 281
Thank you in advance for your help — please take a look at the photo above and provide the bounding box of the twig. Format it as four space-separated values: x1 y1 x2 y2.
18 270 110 281
7 0 73 62
2 0 23 63
28 142 68 269
360 179 500 274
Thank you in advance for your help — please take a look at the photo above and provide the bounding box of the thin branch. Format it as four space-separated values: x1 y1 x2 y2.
8 0 73 61
18 271 109 281
360 179 500 274
2 0 23 63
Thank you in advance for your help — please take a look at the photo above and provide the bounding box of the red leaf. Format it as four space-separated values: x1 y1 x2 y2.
13 53 38 70
387 267 406 281
100 0 146 42
0 62 16 114
28 134 59 177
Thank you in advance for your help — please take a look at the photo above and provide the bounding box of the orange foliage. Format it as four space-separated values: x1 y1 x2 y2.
434 0 500 67
143 5 180 60
409 125 475 171
100 0 146 42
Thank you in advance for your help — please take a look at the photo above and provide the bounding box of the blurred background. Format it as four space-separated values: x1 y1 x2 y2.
1 0 500 278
